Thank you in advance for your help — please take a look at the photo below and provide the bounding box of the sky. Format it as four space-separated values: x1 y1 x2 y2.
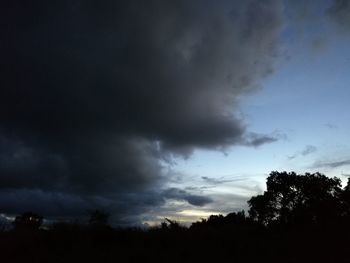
1 0 350 226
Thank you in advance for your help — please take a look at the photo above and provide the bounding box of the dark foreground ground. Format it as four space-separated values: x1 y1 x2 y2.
1 222 349 263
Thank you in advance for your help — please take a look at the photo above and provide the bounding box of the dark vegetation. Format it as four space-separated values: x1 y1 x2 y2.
1 172 350 262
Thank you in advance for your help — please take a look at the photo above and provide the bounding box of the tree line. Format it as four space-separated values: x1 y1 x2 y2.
8 171 350 231
2 171 350 262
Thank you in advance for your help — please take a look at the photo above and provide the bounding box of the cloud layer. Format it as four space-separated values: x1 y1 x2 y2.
328 0 350 30
0 0 283 223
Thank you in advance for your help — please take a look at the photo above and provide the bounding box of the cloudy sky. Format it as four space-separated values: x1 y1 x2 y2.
1 0 350 226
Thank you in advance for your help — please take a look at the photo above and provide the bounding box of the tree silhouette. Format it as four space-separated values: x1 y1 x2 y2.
13 212 43 230
162 218 184 231
190 210 253 230
342 178 350 217
88 210 110 227
248 171 344 226
248 193 276 225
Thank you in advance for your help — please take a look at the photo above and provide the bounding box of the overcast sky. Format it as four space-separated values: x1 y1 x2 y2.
1 0 350 226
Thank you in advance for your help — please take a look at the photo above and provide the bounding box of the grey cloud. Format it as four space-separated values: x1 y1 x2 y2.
201 178 264 214
286 0 319 23
325 122 338 129
301 145 317 156
313 159 350 168
287 155 296 160
185 195 213 207
162 188 213 207
310 37 328 52
201 176 247 185
328 0 350 30
242 132 283 147
0 0 283 222
288 145 317 160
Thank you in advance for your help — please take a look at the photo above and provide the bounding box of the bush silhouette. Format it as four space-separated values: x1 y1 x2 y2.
88 210 110 227
13 212 43 230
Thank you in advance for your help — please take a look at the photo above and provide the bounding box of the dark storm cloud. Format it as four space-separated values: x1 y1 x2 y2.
0 0 283 222
328 0 350 30
0 188 164 225
0 189 90 217
0 134 162 194
0 187 213 225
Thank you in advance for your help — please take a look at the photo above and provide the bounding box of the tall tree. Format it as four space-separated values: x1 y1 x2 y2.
248 171 343 226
